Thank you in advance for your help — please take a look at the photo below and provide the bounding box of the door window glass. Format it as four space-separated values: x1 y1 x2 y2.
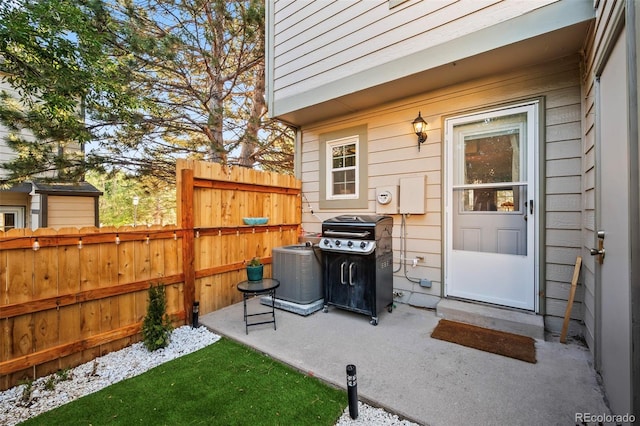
451 111 530 255
453 112 527 214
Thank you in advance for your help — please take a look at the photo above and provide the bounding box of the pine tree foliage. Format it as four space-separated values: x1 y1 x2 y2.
0 0 294 188
142 284 173 351
0 0 139 185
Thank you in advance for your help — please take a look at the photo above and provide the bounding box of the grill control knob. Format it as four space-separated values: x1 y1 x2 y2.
347 241 353 248
335 240 341 247
360 242 367 249
323 239 330 246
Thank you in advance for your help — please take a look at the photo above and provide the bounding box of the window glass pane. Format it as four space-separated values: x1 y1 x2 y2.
458 186 522 212
464 134 518 184
5 213 15 227
333 170 345 183
345 169 355 181
1 213 16 231
344 155 356 167
345 143 356 156
453 112 526 186
328 138 358 198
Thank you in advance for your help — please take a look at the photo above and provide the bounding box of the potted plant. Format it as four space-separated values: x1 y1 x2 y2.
246 257 264 281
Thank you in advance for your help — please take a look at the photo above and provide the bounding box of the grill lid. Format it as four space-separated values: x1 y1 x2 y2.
320 215 392 254
323 215 387 224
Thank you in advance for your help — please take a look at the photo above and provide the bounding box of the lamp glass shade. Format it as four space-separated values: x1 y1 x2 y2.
412 113 427 136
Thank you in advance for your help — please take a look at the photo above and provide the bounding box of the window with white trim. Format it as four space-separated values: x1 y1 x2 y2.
326 136 359 200
0 206 25 231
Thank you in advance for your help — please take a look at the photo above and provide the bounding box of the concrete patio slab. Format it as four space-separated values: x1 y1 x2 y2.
199 300 610 425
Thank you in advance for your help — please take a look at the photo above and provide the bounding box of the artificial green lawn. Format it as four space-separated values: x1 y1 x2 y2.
21 338 347 425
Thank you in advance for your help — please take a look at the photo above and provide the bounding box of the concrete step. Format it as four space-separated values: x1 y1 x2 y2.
435 299 545 340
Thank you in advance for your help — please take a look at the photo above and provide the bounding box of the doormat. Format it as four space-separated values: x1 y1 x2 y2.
431 319 536 363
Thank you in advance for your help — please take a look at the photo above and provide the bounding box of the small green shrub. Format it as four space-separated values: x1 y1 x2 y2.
56 367 72 382
44 376 56 391
20 379 33 403
142 284 173 351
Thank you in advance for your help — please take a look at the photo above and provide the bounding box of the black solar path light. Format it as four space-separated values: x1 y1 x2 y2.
346 364 358 419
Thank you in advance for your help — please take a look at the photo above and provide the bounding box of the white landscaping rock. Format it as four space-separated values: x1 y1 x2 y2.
335 401 420 426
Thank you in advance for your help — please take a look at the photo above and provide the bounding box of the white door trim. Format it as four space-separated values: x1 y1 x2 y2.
444 101 540 312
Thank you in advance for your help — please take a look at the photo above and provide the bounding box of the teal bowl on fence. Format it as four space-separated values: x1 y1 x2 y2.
243 217 268 225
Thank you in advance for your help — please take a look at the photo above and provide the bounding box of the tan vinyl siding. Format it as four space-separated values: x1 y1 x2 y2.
47 196 95 229
544 83 584 330
271 0 557 101
579 0 624 352
0 192 28 206
301 56 583 329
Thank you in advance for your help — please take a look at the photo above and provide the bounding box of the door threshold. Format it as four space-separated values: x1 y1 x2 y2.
436 298 544 340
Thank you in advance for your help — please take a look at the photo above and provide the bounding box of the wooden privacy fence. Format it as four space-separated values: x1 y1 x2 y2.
176 160 301 317
0 160 301 390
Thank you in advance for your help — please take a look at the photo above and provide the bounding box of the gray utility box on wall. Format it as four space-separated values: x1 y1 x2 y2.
272 245 323 304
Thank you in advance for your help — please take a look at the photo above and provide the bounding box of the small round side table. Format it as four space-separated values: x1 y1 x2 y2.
236 278 280 334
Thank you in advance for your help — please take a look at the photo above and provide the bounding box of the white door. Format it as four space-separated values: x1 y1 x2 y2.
445 103 537 310
596 27 632 416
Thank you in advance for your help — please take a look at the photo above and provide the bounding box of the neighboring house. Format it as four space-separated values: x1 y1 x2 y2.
266 0 638 418
0 78 102 231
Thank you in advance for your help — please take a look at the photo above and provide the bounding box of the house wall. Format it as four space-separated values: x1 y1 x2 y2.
46 195 95 229
29 193 40 229
271 0 556 101
274 0 555 97
0 192 29 230
300 56 584 334
579 0 625 353
0 192 26 206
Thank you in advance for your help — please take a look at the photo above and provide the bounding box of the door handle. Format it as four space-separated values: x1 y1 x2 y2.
340 262 347 284
349 263 356 286
590 231 605 264
524 200 533 220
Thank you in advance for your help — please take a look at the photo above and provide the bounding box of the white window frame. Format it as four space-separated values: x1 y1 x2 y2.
0 206 25 231
325 135 359 200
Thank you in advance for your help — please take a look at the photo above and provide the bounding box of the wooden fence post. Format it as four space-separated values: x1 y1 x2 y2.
181 168 195 326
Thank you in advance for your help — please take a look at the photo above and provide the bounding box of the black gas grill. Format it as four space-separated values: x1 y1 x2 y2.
319 215 393 325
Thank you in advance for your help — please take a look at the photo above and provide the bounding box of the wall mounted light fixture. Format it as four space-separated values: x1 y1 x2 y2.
412 111 428 151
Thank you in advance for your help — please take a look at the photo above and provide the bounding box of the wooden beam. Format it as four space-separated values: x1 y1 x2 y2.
195 224 298 237
0 309 186 375
195 257 273 279
181 168 196 327
193 178 301 195
560 256 582 343
0 323 141 374
1 274 183 318
0 228 183 250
